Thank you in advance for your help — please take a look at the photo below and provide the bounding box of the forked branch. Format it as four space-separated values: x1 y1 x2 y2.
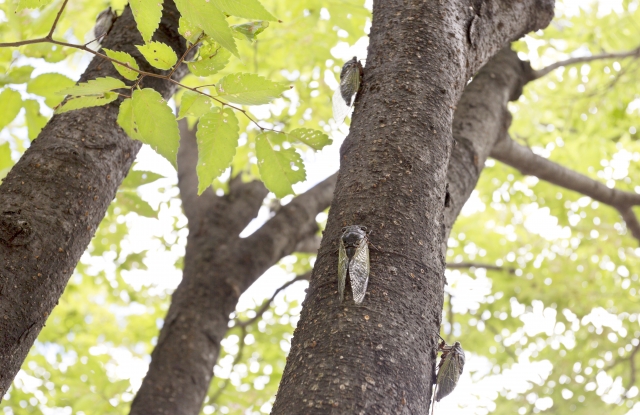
491 135 640 243
531 45 640 79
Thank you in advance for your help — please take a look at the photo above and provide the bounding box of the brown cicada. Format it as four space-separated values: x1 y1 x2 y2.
433 332 465 403
338 225 370 304
332 56 364 124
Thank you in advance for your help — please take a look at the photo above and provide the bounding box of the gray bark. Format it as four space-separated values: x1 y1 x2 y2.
129 120 336 415
0 1 190 397
270 0 554 413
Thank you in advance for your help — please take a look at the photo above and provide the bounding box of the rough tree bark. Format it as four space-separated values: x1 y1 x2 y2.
0 1 188 397
129 120 336 415
270 1 554 414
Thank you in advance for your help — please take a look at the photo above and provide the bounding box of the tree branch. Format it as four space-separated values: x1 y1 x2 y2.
0 0 189 397
531 46 640 79
235 272 311 328
447 262 515 273
490 135 640 243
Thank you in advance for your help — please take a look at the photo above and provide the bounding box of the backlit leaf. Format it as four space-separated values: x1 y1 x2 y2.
255 131 306 198
196 107 239 194
216 73 289 105
136 42 178 70
103 49 140 81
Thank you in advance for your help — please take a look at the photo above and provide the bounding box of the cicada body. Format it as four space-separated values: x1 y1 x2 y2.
93 7 117 43
433 337 465 402
332 57 364 124
338 225 370 304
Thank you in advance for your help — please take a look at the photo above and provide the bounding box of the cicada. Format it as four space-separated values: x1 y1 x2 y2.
338 225 370 304
433 332 465 403
92 7 117 43
332 57 364 124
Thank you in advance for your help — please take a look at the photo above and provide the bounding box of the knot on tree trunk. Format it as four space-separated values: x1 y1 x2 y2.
0 211 34 246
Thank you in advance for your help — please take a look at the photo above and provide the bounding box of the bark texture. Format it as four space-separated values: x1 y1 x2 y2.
270 1 553 413
129 121 336 415
0 1 188 397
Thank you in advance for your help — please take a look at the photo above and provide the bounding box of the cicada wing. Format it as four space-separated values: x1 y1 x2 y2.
332 88 350 125
339 62 361 106
435 347 464 402
349 239 370 304
338 239 348 302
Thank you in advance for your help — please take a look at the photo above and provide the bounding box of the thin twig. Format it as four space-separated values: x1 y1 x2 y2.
167 34 204 79
532 45 640 79
0 5 281 133
235 272 311 328
447 262 516 273
46 0 70 39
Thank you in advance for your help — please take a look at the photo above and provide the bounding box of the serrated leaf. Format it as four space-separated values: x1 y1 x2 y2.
103 49 140 81
23 43 69 63
256 131 306 198
178 17 202 44
136 42 178 70
0 89 22 130
16 0 51 10
55 92 119 114
196 108 239 194
58 77 127 96
212 0 276 21
187 42 230 76
173 0 238 57
23 99 47 140
231 21 269 42
27 73 75 107
216 73 289 105
130 0 164 42
177 91 214 119
116 191 158 218
0 143 13 180
0 66 34 86
121 170 165 189
288 128 332 151
130 89 180 169
117 99 144 141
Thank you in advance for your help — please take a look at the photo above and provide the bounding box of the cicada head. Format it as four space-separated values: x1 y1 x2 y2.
341 225 367 260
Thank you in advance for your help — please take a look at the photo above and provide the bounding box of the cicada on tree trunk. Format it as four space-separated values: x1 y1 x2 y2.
338 225 370 304
332 56 364 124
431 332 465 413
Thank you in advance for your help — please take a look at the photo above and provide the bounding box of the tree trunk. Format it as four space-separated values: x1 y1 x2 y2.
270 1 553 414
0 1 188 397
129 121 336 415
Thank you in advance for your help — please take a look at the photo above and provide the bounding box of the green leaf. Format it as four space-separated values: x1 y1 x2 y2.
231 21 269 42
103 49 140 81
195 108 239 194
173 0 238 57
23 100 47 140
16 0 51 10
117 98 143 141
58 77 127 96
288 128 332 151
216 73 290 105
187 42 231 77
211 0 276 21
121 170 165 189
22 43 69 63
0 66 34 86
178 17 202 44
0 88 22 130
130 89 180 169
130 0 164 42
136 42 178 71
54 92 119 114
26 73 75 107
116 191 158 218
255 131 306 198
177 91 214 119
0 143 13 180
